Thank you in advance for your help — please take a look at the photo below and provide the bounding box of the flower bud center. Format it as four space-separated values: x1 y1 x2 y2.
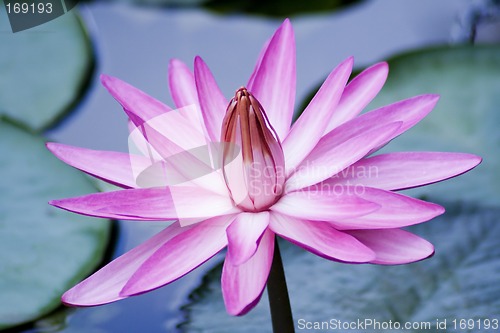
221 87 285 212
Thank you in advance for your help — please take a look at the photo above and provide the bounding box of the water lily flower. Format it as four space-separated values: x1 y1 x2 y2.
47 19 481 316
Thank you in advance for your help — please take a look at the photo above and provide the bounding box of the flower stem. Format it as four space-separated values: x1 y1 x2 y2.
267 237 294 333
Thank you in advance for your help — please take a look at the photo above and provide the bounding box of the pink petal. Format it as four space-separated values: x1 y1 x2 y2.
128 116 230 198
329 152 482 191
269 213 375 263
62 221 188 306
358 94 439 154
126 108 231 196
331 94 439 154
328 187 444 229
101 75 209 167
226 212 270 266
100 74 171 126
285 94 439 191
347 229 434 264
168 58 199 109
127 119 161 160
324 62 389 134
270 189 380 222
50 187 238 221
120 215 234 297
247 19 295 140
194 56 228 142
222 229 274 316
282 57 353 174
285 122 402 191
46 143 147 189
144 107 208 153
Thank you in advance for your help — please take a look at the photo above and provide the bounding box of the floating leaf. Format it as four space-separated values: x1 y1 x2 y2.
0 120 111 329
0 6 94 131
180 205 500 332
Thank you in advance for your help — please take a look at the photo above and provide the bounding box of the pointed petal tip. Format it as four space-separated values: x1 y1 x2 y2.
61 287 87 307
45 142 70 157
375 242 435 265
169 58 192 72
45 141 56 151
397 93 440 108
61 290 87 307
48 199 59 207
369 61 389 77
49 198 91 217
226 297 262 316
416 200 445 221
404 93 440 106
194 55 204 66
100 74 122 93
100 74 130 93
99 73 113 85
274 17 294 42
169 58 182 66
61 291 77 307
338 56 354 72
374 61 389 70
434 203 445 216
349 229 435 265
470 154 483 166
423 93 440 104
49 198 72 210
377 241 435 265
61 289 121 307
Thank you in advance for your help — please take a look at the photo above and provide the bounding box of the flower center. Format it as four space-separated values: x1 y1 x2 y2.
221 87 285 212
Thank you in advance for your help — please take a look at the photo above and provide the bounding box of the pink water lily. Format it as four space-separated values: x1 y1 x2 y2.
48 19 481 316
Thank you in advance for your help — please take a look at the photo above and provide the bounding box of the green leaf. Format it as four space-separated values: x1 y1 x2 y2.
0 7 94 132
0 120 111 329
180 205 500 332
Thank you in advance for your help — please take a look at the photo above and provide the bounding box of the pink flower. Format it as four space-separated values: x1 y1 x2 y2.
48 19 481 316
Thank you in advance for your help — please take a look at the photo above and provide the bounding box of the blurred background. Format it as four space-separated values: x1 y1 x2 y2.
1 0 499 332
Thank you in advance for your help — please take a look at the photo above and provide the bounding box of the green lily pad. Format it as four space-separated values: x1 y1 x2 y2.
0 120 111 329
369 45 500 207
180 205 500 332
0 6 94 132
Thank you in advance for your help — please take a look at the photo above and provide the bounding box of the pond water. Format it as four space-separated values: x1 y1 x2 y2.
11 0 490 331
